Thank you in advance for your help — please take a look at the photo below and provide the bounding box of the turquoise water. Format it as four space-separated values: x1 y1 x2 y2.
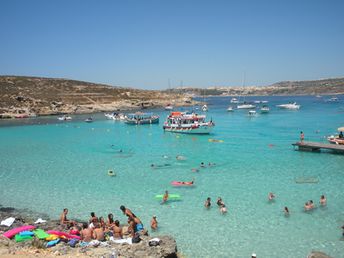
1 95 344 257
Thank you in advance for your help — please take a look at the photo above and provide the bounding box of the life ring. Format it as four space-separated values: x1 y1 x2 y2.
108 170 116 176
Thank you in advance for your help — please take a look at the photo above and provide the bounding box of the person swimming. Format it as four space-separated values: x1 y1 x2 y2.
200 162 206 168
284 207 290 216
320 195 327 206
204 197 211 208
217 197 224 207
220 204 227 214
268 192 275 201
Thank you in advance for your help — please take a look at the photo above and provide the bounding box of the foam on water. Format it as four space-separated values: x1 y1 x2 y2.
0 95 344 257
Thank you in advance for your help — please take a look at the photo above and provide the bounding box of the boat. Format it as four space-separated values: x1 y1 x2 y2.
325 97 339 102
124 112 159 125
276 102 300 110
237 103 256 109
327 126 344 145
58 115 72 121
254 100 268 104
165 104 173 110
85 117 93 123
260 105 270 113
230 97 240 104
202 104 208 112
248 110 257 116
163 111 214 134
105 112 126 121
227 106 234 112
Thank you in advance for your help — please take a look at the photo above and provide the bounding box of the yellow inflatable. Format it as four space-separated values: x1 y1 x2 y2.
208 139 224 143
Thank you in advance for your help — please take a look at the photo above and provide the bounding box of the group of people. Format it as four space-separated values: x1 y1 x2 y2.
59 206 159 243
266 193 328 215
204 197 227 214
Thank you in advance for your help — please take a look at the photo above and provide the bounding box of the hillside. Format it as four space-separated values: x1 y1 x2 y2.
171 78 344 96
0 76 194 118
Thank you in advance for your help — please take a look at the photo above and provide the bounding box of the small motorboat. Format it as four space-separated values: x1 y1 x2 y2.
202 104 208 112
227 106 234 112
165 104 173 110
237 103 256 109
248 110 257 116
230 98 239 103
85 117 93 123
277 102 300 110
58 115 72 121
260 105 270 113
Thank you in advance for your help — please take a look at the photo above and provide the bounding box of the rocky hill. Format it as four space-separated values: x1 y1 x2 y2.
171 77 344 96
0 76 194 118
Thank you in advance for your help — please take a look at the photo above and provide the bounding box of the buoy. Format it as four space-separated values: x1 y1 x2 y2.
108 170 116 176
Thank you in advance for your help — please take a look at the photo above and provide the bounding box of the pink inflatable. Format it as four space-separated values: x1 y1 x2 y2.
47 230 81 240
3 225 35 238
171 181 194 186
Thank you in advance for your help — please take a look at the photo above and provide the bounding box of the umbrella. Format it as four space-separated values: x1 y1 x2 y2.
337 127 344 132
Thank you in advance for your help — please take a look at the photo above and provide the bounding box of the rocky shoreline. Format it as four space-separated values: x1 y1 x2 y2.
0 76 197 119
0 206 178 258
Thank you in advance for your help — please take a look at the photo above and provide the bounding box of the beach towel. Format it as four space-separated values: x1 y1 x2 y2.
1 217 15 227
19 231 34 237
33 229 50 239
109 237 132 245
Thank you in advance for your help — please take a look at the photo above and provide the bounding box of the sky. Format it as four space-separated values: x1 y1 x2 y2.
0 0 343 89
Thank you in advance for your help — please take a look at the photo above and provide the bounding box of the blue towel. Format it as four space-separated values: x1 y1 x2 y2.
19 231 34 236
46 239 60 247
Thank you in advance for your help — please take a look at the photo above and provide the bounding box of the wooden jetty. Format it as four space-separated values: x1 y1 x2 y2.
292 141 344 153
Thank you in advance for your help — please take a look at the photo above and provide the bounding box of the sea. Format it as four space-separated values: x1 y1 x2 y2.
0 95 343 258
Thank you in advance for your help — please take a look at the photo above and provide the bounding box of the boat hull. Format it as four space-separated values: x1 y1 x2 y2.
163 125 213 134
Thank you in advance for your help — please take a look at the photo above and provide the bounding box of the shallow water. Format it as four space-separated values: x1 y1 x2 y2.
1 95 344 257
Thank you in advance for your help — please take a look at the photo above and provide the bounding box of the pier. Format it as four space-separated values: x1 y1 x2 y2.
292 141 344 153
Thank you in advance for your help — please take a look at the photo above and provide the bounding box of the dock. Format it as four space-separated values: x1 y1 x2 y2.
292 141 344 153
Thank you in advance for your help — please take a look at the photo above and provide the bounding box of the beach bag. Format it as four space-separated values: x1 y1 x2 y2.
68 238 78 248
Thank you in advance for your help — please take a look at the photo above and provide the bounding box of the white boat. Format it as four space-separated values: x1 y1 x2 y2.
248 110 257 116
260 105 270 113
230 98 239 103
237 103 256 109
165 104 173 110
85 117 93 123
227 106 234 112
163 111 214 134
202 104 208 112
254 100 269 104
277 102 300 110
325 97 339 102
58 115 72 121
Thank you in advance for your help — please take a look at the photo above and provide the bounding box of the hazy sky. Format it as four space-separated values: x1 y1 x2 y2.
1 0 343 89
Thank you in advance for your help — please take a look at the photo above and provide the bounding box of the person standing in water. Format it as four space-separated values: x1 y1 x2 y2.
151 216 158 230
162 190 169 204
204 197 211 209
300 131 305 143
320 195 327 206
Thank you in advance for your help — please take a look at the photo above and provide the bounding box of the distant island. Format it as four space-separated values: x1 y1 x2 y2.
171 77 344 96
1 76 343 118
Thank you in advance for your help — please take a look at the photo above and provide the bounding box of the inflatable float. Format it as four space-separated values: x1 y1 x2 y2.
171 181 194 186
155 194 181 200
108 170 116 176
47 230 81 240
208 139 224 143
3 225 35 238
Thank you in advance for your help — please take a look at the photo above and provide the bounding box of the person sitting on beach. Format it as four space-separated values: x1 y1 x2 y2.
217 197 224 207
284 207 290 216
99 217 106 230
268 192 275 201
151 216 158 230
220 204 227 214
89 212 98 228
162 190 169 204
60 208 75 228
320 195 327 206
127 217 136 238
80 222 93 243
107 213 114 228
204 197 211 209
92 222 105 241
113 220 123 239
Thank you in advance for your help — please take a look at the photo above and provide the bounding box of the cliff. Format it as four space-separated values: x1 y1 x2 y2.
0 76 194 118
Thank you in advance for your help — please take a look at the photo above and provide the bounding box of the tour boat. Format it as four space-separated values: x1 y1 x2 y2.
163 111 214 134
327 127 344 145
124 112 159 125
276 102 300 110
260 105 270 113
